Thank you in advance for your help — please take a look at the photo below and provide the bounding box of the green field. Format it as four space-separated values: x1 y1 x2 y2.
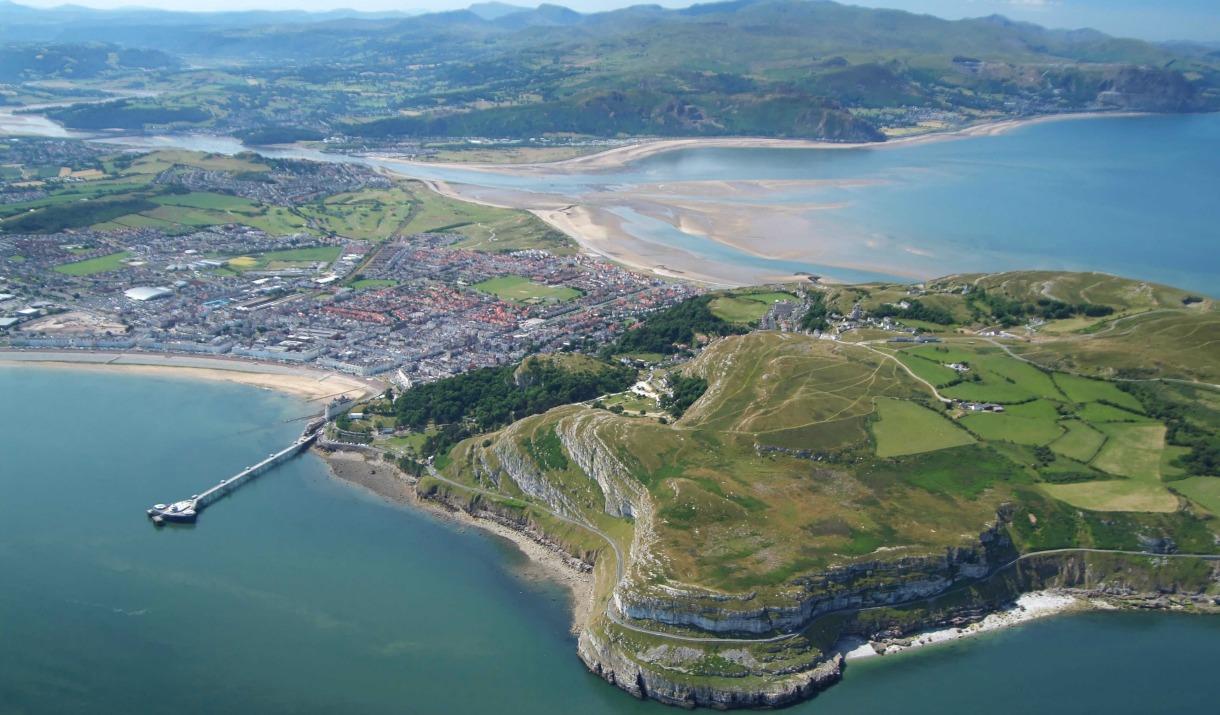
1053 373 1144 411
153 191 259 212
53 251 132 275
1049 420 1107 462
474 275 581 303
894 352 960 387
1042 478 1179 513
960 411 1064 446
1091 424 1166 480
710 296 772 324
948 352 1065 402
350 278 399 291
617 351 667 364
297 181 573 250
1077 401 1150 424
603 391 657 416
1043 422 1175 512
871 398 975 458
710 292 797 325
1173 477 1220 515
301 186 415 242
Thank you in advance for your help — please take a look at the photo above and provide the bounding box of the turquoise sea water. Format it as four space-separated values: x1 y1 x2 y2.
3 366 1220 714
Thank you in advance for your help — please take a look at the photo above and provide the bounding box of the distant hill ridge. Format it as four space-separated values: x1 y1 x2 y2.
6 0 1219 141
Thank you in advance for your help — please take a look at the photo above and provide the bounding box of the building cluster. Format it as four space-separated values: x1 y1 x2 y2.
153 160 390 205
0 138 110 204
1 223 697 385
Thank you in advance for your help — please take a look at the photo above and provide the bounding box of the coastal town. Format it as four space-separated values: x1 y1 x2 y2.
0 139 698 387
0 222 694 384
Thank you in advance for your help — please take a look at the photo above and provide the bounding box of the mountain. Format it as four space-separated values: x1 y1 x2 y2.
7 0 1220 141
0 42 180 83
467 2 535 21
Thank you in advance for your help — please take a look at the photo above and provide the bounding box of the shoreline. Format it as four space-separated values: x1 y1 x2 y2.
838 591 1087 662
531 204 758 287
0 349 381 402
319 449 595 633
398 111 1149 288
397 111 1150 175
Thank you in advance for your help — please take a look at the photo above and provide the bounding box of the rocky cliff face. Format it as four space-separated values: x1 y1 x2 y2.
614 519 1013 635
473 419 588 519
554 411 644 520
434 404 1219 710
1097 67 1207 112
577 629 845 709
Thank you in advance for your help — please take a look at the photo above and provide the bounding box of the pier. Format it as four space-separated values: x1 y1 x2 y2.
147 418 325 524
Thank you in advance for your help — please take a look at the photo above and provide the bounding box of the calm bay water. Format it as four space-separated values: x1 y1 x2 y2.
3 366 1220 713
2 110 1216 291
394 114 1220 293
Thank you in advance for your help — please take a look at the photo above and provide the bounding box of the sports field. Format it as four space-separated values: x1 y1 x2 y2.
226 246 341 272
53 251 132 275
474 275 581 303
710 291 797 324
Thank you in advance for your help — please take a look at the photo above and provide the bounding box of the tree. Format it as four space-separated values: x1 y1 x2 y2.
661 375 709 418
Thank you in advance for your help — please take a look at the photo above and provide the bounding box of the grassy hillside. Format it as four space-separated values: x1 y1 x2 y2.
407 271 1219 705
0 144 568 253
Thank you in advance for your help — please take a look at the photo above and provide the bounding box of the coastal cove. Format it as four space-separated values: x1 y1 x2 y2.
2 109 1218 293
4 365 1220 713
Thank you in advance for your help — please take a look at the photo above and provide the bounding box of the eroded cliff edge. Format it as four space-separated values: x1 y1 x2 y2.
330 315 1220 709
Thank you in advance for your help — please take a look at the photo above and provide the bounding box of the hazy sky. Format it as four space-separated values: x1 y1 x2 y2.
13 0 1220 42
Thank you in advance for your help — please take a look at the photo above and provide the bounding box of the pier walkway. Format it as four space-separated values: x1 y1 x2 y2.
147 418 324 524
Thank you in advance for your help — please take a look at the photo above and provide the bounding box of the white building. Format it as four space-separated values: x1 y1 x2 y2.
124 286 173 301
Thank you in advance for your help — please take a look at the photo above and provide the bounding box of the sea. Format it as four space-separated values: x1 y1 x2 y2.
2 366 1219 714
392 113 1220 292
1 109 1216 293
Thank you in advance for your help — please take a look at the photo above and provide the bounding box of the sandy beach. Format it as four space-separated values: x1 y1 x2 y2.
0 350 380 402
838 591 1088 661
320 449 595 632
398 112 1147 287
423 176 886 287
401 111 1147 176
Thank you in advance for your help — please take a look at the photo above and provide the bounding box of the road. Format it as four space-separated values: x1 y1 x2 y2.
845 340 953 404
980 335 1220 391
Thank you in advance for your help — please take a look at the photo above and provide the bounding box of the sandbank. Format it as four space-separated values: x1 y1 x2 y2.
396 117 1159 288
397 112 1148 176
